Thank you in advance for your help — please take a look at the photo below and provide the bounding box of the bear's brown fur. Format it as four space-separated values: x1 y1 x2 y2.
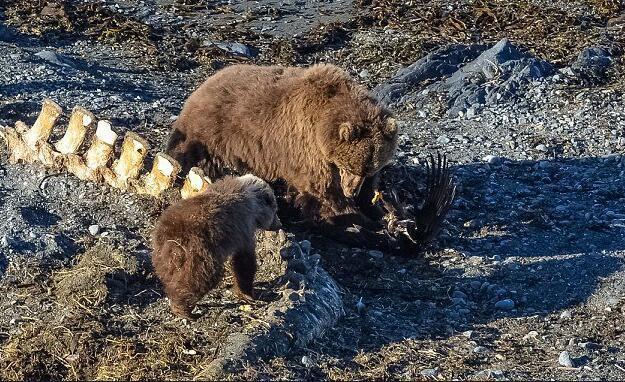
166 63 398 221
151 174 281 318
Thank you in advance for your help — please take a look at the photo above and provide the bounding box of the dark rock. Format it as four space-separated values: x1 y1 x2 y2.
34 50 77 69
210 41 258 58
376 38 554 117
571 47 612 85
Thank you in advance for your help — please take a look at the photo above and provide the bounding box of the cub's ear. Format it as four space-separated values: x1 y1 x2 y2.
384 117 398 136
339 122 358 142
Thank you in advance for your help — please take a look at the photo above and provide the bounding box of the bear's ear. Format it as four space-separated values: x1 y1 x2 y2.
339 122 357 142
384 117 397 136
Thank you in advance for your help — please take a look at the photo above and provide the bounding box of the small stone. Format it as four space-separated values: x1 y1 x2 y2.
462 330 474 338
560 310 572 320
182 349 197 355
301 355 314 367
523 331 539 341
65 354 79 362
1 236 10 247
299 240 311 255
356 297 366 313
452 290 468 299
451 297 466 305
495 299 515 311
579 342 601 351
535 144 547 152
88 225 100 236
482 155 502 165
420 368 438 377
288 291 301 302
473 346 490 354
418 110 427 118
558 351 574 367
368 250 383 259
465 107 476 119
470 281 482 290
437 135 451 145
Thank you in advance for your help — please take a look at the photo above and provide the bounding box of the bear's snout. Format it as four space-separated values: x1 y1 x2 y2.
339 168 365 198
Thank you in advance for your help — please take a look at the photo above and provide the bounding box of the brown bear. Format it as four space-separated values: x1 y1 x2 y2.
166 63 398 222
151 174 281 319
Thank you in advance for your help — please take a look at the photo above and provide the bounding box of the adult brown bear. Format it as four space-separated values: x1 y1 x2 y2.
166 64 398 222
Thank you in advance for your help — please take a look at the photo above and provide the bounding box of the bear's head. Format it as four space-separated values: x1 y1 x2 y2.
239 174 282 231
304 65 399 199
328 115 398 199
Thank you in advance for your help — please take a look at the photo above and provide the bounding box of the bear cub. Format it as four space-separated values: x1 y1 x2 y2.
151 174 282 318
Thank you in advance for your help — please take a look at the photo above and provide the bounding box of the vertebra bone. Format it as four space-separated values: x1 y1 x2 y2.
85 120 117 170
55 106 95 154
181 167 212 199
22 99 62 149
138 153 181 196
112 132 149 182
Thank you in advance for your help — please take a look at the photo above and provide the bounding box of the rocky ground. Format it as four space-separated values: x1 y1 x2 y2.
1 0 625 380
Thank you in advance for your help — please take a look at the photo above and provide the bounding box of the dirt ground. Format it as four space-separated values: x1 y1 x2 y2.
1 0 625 380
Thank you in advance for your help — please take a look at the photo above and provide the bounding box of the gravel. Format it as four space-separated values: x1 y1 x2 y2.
0 0 625 380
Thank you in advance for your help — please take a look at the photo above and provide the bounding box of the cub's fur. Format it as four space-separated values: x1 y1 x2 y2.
166 63 398 220
151 174 281 318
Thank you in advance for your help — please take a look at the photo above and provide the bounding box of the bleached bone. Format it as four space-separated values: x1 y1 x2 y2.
111 132 149 183
0 122 36 164
22 99 62 149
181 167 212 199
85 120 117 170
137 153 181 196
55 106 95 154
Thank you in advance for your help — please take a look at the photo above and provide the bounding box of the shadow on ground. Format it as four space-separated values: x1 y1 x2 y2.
298 153 625 376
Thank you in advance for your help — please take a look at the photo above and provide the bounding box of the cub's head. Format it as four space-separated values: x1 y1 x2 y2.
304 64 399 199
238 174 282 231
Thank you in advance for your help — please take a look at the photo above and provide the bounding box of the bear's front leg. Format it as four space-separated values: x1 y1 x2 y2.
231 248 257 302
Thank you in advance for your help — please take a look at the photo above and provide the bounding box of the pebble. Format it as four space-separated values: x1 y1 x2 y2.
462 330 474 339
437 135 451 144
367 250 384 259
579 342 600 351
473 346 490 354
356 297 366 313
88 225 100 236
452 290 468 299
299 240 311 255
482 155 502 165
301 355 314 367
523 331 539 341
495 299 515 311
558 351 574 367
535 144 548 152
466 107 476 119
560 310 572 320
451 297 467 305
470 281 482 290
420 368 439 377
